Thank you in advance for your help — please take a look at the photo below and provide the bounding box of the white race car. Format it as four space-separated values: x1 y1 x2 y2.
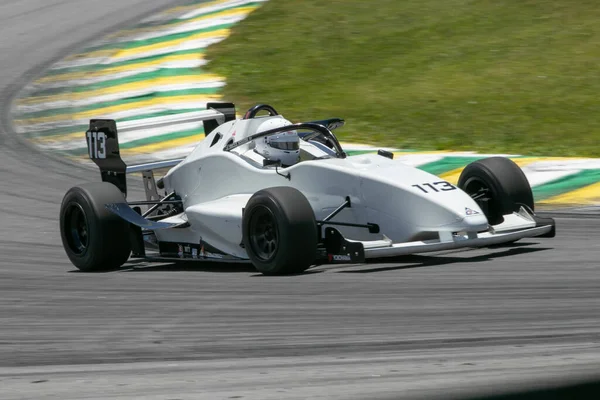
59 103 555 275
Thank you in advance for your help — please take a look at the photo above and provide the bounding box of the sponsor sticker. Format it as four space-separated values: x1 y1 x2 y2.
328 254 352 262
204 252 224 259
465 207 480 215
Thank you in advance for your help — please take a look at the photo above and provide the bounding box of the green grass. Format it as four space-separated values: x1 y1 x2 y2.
205 0 600 156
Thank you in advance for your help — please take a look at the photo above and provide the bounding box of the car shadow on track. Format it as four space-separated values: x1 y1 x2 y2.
121 260 257 273
68 259 257 274
126 262 326 277
113 261 325 276
69 259 326 276
335 243 553 274
68 242 550 275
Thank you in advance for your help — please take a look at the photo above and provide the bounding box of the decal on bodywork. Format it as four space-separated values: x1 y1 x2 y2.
86 119 127 196
320 227 365 264
465 207 480 215
412 181 456 194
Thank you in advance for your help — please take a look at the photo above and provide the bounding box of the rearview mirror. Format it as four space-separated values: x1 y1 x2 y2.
263 159 282 167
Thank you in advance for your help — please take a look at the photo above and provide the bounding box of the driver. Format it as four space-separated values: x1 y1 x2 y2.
254 118 300 167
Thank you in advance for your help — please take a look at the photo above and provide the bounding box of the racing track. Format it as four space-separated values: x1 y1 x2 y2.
1 1 600 399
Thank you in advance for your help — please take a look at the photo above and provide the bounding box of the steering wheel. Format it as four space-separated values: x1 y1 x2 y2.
243 104 279 119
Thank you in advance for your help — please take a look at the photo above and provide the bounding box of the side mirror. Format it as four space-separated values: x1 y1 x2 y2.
263 158 290 180
377 149 394 160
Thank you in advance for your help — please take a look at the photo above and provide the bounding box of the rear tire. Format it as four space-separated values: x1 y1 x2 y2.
242 187 317 275
60 182 131 271
458 157 534 225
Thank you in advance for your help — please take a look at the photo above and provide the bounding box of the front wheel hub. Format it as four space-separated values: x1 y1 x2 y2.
248 205 279 261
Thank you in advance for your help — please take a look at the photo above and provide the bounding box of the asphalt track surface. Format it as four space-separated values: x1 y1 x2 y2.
1 1 600 399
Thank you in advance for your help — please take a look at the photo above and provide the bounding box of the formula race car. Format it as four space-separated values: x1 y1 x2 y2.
59 103 556 275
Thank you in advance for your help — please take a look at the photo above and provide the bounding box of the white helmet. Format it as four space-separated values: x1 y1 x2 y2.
254 118 300 167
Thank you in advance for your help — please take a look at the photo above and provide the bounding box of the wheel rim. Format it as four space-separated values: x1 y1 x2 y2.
462 177 498 222
248 205 278 261
64 203 89 255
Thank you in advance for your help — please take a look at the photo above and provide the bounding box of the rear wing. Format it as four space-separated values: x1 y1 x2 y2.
85 119 127 194
85 103 237 197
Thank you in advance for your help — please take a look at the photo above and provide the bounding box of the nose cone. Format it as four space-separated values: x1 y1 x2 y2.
434 206 489 232
460 212 489 231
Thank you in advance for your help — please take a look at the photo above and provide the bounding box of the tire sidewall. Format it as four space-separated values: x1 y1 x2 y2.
242 187 317 275
59 183 130 271
458 157 534 225
460 163 512 215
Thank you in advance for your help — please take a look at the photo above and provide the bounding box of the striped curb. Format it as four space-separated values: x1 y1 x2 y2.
10 0 600 208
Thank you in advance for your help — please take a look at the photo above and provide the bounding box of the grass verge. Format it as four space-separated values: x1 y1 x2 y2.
206 0 600 156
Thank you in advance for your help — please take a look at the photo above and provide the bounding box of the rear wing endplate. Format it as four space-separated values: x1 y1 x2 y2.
86 119 127 195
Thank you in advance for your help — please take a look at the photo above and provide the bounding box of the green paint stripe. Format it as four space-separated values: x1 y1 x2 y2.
64 127 204 156
121 127 204 149
345 150 379 156
157 2 264 24
22 108 202 138
80 22 235 53
24 124 88 138
45 49 206 76
16 88 220 120
83 3 263 51
533 169 600 201
417 155 531 176
344 149 418 155
29 68 208 97
417 156 489 176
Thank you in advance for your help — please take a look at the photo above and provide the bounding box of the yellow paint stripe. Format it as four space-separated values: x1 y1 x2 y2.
65 28 230 64
144 0 237 21
34 132 81 144
539 181 600 205
107 6 258 40
20 74 224 106
65 135 203 160
439 168 467 185
97 0 239 42
438 157 579 184
14 94 222 125
120 135 203 156
340 146 451 156
61 49 114 63
115 28 230 61
439 158 538 184
393 150 450 155
37 53 205 85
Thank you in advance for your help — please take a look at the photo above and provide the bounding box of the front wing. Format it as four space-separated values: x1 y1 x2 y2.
322 207 555 262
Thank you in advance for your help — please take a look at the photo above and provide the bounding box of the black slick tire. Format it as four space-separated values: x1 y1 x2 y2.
60 182 131 271
458 157 534 225
242 187 318 275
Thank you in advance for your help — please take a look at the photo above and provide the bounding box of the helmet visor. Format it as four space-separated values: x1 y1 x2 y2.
270 141 299 151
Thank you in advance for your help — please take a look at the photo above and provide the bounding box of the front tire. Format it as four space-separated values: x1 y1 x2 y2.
458 157 534 225
60 182 131 271
242 187 318 275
